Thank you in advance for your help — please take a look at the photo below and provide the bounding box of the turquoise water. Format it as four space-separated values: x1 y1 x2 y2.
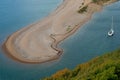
0 0 120 80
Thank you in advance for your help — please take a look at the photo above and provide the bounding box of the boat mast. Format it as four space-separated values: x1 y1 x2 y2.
111 16 113 30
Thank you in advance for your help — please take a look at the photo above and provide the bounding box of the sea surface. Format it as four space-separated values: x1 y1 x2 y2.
0 0 120 80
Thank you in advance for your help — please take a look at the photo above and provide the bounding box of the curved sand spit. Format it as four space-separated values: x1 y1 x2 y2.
3 0 116 63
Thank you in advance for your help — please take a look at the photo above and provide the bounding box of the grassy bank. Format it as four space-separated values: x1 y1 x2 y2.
43 49 120 80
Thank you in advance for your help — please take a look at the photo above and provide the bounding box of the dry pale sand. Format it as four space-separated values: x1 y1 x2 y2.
3 0 116 63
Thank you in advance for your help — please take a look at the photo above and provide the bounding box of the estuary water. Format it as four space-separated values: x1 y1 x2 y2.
0 0 120 80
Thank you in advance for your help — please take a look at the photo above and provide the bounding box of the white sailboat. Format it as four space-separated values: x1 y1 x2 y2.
108 16 114 36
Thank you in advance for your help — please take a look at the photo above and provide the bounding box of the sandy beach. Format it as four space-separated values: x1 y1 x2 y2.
3 0 117 63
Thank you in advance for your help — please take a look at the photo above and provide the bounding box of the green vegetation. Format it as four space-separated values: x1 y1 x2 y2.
78 0 118 13
92 0 115 4
92 0 110 3
66 26 72 32
43 49 120 80
78 6 88 13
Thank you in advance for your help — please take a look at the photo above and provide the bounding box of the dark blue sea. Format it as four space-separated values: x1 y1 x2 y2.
0 0 120 80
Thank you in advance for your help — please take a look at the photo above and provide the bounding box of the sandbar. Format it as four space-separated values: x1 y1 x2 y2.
3 0 117 63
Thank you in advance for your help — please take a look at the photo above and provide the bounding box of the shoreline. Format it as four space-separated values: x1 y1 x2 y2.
2 0 117 63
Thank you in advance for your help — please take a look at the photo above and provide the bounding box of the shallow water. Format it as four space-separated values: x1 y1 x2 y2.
0 0 120 80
